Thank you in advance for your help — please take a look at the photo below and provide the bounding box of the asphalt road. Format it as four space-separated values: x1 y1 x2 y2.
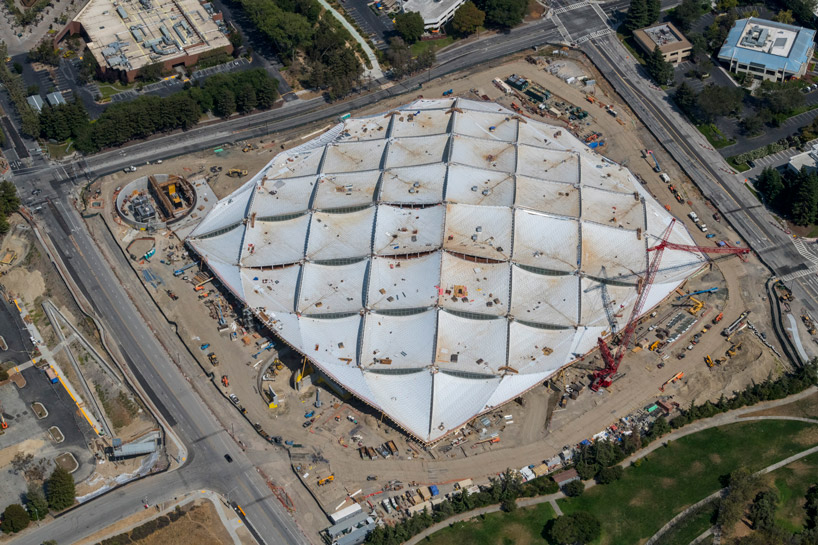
9 195 309 545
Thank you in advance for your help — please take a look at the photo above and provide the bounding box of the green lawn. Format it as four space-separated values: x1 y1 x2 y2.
95 81 136 99
558 420 818 545
46 140 71 159
411 35 456 56
769 450 818 532
424 502 556 545
727 156 751 172
616 32 646 65
697 123 736 149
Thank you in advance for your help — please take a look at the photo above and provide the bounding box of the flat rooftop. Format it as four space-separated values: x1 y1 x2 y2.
634 22 691 53
737 20 797 56
718 18 816 73
401 0 462 25
74 0 231 72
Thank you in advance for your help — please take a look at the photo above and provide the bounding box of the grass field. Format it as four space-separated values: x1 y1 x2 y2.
557 420 818 545
697 123 736 149
767 451 818 533
654 502 717 545
411 35 456 56
424 502 556 545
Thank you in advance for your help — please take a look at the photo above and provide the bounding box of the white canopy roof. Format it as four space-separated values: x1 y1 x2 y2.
187 98 705 442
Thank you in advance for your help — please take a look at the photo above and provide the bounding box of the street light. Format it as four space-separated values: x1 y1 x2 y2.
226 486 240 505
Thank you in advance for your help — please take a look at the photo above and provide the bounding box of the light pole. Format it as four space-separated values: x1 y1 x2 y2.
226 486 240 505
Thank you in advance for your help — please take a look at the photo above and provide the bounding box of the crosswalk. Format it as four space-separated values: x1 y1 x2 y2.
779 239 818 281
553 1 590 14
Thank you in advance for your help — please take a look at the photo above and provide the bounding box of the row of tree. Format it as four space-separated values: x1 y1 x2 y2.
0 181 21 236
623 0 661 35
0 466 75 534
0 43 40 137
756 166 818 226
39 68 278 153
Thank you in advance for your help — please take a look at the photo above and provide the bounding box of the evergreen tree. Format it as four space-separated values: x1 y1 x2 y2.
394 11 425 43
646 46 674 85
46 467 75 511
25 484 49 521
647 0 661 24
0 504 30 534
792 169 818 226
624 0 648 33
756 167 784 204
451 1 485 36
674 81 698 118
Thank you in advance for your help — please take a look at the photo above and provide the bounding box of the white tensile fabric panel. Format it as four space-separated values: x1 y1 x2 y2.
507 322 573 374
190 179 254 237
517 119 571 150
250 175 316 217
204 256 245 300
510 267 579 326
188 224 244 265
323 140 387 174
580 157 634 193
364 370 433 439
513 210 578 271
516 146 579 183
514 175 579 217
297 260 367 315
318 365 377 408
241 265 300 314
482 372 551 411
450 134 517 173
272 149 324 179
456 98 512 115
390 109 452 137
360 311 437 369
568 326 608 364
385 134 449 169
380 163 447 204
644 203 706 285
642 280 685 317
445 165 515 206
580 278 637 329
435 311 508 374
267 311 303 348
581 221 646 281
240 215 309 267
306 208 376 260
313 171 379 209
443 203 512 261
367 253 441 310
341 116 391 141
299 314 361 365
452 111 518 142
581 186 645 230
372 205 445 255
430 372 500 437
439 253 510 316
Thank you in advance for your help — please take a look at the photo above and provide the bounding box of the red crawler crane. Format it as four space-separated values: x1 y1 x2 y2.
590 219 751 391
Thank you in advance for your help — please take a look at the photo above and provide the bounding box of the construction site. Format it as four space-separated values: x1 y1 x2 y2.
86 50 805 533
115 173 198 229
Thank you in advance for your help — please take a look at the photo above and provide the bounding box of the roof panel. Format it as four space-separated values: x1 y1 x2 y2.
516 146 579 182
452 111 518 141
250 175 316 217
507 321 574 374
515 175 579 217
380 163 447 204
579 278 636 329
241 265 300 314
364 370 433 440
298 260 368 315
510 267 578 326
450 134 517 173
512 210 578 271
443 203 512 260
372 205 444 255
188 224 245 265
581 186 645 229
367 253 441 310
517 119 571 150
323 141 387 174
385 134 449 169
240 215 309 267
435 311 508 374
339 116 391 141
439 253 510 316
483 373 551 411
445 165 514 206
307 208 376 260
313 171 379 209
581 221 646 281
390 109 451 137
431 372 499 436
580 156 635 193
205 256 244 300
190 179 254 237
271 149 324 179
300 314 361 366
360 310 437 368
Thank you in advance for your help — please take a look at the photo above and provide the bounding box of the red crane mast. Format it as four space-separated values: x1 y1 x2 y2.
589 219 751 391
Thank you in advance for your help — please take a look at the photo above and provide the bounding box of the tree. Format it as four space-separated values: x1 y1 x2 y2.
0 368 8 381
697 84 743 120
386 37 412 77
672 0 702 32
562 480 585 497
674 81 698 118
394 11 425 43
749 490 778 530
759 82 805 115
26 484 49 521
646 0 660 24
549 512 601 545
624 0 648 33
717 468 761 532
716 0 737 11
501 496 517 512
741 114 764 136
646 46 674 85
46 467 75 511
775 9 795 23
0 504 30 534
213 89 237 118
235 83 258 113
791 169 818 226
596 465 624 484
0 181 19 217
477 0 528 28
137 63 163 82
451 1 485 36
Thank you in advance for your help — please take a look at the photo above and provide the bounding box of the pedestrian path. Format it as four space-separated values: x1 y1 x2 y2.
316 0 384 80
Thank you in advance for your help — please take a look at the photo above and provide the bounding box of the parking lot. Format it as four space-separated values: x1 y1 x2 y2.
340 0 393 49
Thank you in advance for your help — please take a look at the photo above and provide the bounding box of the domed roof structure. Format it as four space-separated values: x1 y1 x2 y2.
187 98 705 442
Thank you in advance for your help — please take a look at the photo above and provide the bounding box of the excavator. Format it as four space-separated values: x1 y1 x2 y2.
705 355 714 367
227 169 248 177
687 296 704 316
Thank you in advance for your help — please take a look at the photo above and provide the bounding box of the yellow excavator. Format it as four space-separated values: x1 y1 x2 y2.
705 355 713 367
317 475 334 486
228 168 248 177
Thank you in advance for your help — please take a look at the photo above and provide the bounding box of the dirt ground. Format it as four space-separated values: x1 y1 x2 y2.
86 50 789 522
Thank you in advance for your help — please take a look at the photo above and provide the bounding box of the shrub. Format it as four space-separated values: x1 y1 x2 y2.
562 480 585 497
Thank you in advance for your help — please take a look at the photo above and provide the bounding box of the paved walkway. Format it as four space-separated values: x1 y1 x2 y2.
316 0 384 81
405 388 818 545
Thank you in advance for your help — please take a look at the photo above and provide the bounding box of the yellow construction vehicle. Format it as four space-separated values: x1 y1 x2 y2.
648 340 661 351
688 296 704 316
726 343 742 358
228 168 248 177
242 144 255 153
317 475 334 486
705 355 713 367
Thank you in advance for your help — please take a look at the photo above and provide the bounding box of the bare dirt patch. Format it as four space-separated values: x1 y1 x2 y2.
690 460 705 474
48 426 64 443
31 401 47 418
793 427 818 447
629 489 650 506
743 392 818 420
660 477 676 488
498 523 534 545
709 453 722 464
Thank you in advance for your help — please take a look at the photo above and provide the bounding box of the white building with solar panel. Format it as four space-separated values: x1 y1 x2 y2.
186 98 706 443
